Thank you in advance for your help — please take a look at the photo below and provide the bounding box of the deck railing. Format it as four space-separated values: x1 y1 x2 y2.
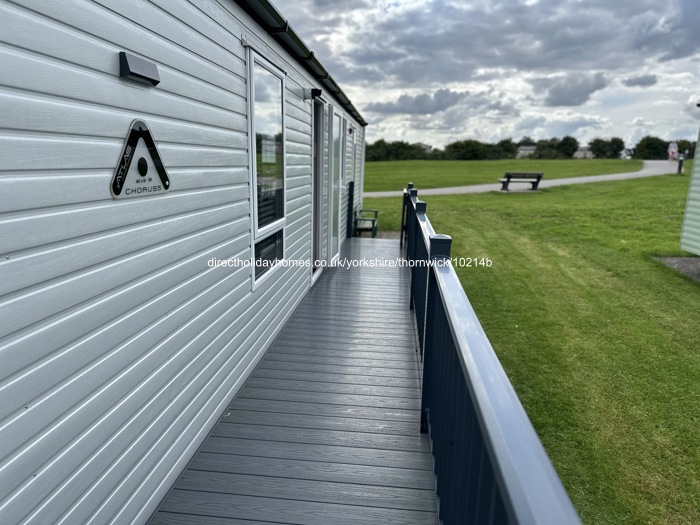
402 185 581 525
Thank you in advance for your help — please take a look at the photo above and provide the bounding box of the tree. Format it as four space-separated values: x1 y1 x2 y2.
556 136 579 158
518 136 536 146
385 141 420 161
495 138 518 159
365 139 388 161
634 136 668 160
444 140 487 160
365 140 429 161
533 137 561 159
589 137 627 158
676 139 696 159
609 137 625 158
589 138 609 159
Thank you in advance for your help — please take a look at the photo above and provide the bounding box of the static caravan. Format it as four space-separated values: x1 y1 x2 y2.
681 138 700 254
0 0 365 523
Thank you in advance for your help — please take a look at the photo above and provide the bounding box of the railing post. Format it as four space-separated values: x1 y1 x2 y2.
409 199 426 312
400 182 413 247
421 234 452 434
406 188 418 305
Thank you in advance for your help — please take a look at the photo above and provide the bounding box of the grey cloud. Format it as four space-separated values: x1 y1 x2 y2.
514 114 604 138
272 0 699 144
548 117 605 138
310 0 369 8
514 115 548 134
623 74 658 87
530 73 608 106
632 0 700 61
365 89 469 115
340 0 686 87
276 0 690 88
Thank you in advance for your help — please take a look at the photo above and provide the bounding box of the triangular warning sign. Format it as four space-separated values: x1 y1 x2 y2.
111 119 170 199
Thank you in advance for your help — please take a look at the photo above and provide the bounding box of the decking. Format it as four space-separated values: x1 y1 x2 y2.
149 238 438 525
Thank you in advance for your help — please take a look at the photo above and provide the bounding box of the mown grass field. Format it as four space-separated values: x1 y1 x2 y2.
364 159 643 192
364 169 699 525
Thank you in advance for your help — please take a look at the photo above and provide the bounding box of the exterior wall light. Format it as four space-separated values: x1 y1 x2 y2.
303 87 322 100
119 52 160 86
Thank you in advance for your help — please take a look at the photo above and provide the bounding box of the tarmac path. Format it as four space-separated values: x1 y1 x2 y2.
363 160 679 198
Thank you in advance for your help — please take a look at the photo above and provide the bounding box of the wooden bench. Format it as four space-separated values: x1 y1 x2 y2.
498 172 543 191
353 209 379 237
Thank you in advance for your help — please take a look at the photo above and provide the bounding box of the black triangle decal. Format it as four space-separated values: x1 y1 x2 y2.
111 120 170 199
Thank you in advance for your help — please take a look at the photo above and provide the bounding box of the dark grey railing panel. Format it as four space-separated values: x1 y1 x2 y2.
405 184 581 525
432 261 580 524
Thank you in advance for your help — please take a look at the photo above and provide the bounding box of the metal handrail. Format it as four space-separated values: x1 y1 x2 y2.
405 185 581 525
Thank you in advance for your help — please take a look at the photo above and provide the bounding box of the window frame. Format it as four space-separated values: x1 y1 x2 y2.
329 107 344 262
248 50 287 285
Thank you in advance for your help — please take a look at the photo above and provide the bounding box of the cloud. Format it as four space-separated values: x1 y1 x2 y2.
310 0 368 8
622 74 658 87
530 73 608 106
513 111 606 140
365 89 469 114
272 0 700 146
632 0 700 61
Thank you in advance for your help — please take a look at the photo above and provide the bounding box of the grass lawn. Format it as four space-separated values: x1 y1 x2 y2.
364 172 699 525
364 159 644 192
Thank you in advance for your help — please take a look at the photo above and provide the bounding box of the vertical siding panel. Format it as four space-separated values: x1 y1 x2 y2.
681 132 700 254
356 127 366 211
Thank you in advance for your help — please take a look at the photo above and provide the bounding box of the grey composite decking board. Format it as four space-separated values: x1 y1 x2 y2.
157 490 437 525
244 377 421 398
280 322 415 339
291 307 410 320
256 360 420 379
260 353 420 370
200 437 433 470
269 335 416 351
238 387 422 410
268 338 417 352
174 471 436 511
270 344 418 360
302 291 408 303
281 316 414 331
302 286 408 297
230 398 420 422
150 239 437 524
151 512 267 525
275 322 414 338
251 367 421 388
221 410 420 435
190 453 436 490
212 424 428 452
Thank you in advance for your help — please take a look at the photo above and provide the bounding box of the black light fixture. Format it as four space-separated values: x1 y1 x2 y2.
303 87 322 100
119 52 160 86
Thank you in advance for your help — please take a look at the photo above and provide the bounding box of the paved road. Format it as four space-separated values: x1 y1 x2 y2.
363 160 680 198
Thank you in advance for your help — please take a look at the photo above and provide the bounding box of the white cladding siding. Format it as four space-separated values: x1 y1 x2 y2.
355 126 366 210
681 133 700 255
338 114 359 242
0 1 362 523
285 81 312 258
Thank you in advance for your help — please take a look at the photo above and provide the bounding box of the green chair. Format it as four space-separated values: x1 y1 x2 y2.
353 209 379 237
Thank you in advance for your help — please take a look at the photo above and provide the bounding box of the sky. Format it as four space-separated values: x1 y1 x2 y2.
271 0 700 149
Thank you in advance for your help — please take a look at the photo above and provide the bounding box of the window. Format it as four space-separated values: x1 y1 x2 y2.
254 229 283 280
249 52 285 280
